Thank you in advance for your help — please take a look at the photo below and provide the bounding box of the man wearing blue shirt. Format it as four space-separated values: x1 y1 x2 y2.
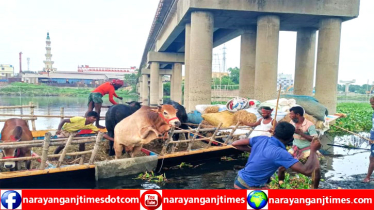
232 122 321 189
364 96 374 183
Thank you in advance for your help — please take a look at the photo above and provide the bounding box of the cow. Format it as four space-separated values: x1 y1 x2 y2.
105 101 142 155
113 105 181 159
1 118 33 171
163 99 188 140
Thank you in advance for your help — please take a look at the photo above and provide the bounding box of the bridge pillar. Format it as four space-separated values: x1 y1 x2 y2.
239 28 256 99
138 80 142 101
159 75 163 104
254 15 280 102
294 28 317 96
184 23 191 111
171 63 183 104
189 11 214 110
150 62 160 106
315 18 342 114
141 74 149 105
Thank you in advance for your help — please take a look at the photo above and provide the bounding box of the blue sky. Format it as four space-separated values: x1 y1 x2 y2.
1 0 373 85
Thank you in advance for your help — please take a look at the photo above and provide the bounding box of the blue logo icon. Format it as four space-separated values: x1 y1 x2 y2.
1 191 22 209
247 190 268 209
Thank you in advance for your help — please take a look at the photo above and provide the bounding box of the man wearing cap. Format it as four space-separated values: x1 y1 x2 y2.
86 79 124 128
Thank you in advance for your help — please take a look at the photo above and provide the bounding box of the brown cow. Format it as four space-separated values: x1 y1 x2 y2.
1 118 33 170
113 105 181 159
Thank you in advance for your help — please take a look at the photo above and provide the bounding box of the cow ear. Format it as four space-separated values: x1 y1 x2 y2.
157 105 162 112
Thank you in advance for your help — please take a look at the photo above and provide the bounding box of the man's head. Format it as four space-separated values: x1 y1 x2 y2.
274 122 295 145
111 79 124 90
370 96 374 110
289 106 304 123
86 111 99 124
261 106 273 119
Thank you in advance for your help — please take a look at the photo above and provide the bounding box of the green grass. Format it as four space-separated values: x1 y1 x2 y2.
0 82 134 97
269 172 312 189
328 102 373 136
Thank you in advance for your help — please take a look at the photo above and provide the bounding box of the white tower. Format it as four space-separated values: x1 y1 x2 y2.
43 32 56 72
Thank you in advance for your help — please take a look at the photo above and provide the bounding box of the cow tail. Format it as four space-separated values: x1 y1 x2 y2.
13 126 23 140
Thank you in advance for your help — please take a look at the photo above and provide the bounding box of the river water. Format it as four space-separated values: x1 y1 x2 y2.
0 96 373 189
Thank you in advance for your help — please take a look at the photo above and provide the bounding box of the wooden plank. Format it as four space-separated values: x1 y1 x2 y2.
0 105 35 109
0 165 95 180
30 102 36 131
0 137 96 145
89 132 103 164
0 139 97 149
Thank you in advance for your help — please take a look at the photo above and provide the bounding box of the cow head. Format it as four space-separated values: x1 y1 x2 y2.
152 104 181 127
2 135 21 169
126 101 142 109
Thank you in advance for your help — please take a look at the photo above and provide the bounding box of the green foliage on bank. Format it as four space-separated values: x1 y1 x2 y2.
0 82 134 97
328 102 373 135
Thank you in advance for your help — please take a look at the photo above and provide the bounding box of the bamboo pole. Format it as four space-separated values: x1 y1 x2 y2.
0 105 35 109
29 102 36 131
0 151 92 163
187 123 202 152
331 124 374 143
0 117 37 122
206 123 223 149
79 156 84 165
0 113 105 120
224 122 240 144
89 132 103 164
0 137 96 145
60 107 65 121
160 127 175 156
39 132 51 170
57 133 75 167
272 84 282 131
0 139 97 149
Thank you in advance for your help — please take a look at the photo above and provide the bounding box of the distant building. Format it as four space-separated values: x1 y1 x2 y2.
43 32 57 72
277 73 294 89
0 64 14 78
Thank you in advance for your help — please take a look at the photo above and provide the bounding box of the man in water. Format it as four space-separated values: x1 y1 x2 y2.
232 122 321 189
86 79 124 128
363 96 374 183
245 106 276 138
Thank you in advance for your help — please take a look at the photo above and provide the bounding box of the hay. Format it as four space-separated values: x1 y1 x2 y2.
233 110 257 126
204 106 219 114
304 114 318 125
202 111 234 127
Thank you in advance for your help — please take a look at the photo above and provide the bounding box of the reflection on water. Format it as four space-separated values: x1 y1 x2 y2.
0 96 138 130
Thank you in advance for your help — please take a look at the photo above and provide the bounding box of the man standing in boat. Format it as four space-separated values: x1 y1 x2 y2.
363 96 374 183
245 106 276 138
86 79 124 128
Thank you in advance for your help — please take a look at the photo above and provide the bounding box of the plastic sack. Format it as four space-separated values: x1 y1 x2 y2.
202 111 235 127
187 110 203 124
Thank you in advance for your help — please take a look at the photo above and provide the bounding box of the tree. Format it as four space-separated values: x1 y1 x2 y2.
228 67 240 84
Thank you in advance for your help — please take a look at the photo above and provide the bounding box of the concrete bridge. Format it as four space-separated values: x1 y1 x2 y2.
138 0 360 113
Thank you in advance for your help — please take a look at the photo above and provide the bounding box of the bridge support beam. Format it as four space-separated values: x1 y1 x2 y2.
150 62 160 106
141 74 149 105
171 63 183 104
315 18 342 114
294 28 317 96
254 15 280 102
189 11 214 110
239 28 256 99
184 23 191 111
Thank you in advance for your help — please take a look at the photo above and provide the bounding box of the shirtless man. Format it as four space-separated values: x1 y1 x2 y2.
245 106 277 138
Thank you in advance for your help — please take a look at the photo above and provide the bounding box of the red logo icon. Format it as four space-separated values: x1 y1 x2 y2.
140 190 162 210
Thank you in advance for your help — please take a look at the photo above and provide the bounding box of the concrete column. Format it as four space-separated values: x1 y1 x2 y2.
189 11 214 110
142 74 149 105
159 76 163 104
172 63 183 104
294 28 317 96
138 81 142 99
239 28 256 99
150 62 159 106
170 75 174 99
315 18 342 114
184 23 191 111
254 15 280 102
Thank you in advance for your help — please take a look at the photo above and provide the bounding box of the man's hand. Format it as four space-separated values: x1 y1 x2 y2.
295 129 303 135
117 96 123 100
310 138 321 152
56 130 62 135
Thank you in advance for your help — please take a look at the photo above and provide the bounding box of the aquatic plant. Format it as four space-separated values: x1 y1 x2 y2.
178 162 193 168
328 103 372 136
240 152 250 159
221 156 235 161
135 171 167 183
269 172 312 189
